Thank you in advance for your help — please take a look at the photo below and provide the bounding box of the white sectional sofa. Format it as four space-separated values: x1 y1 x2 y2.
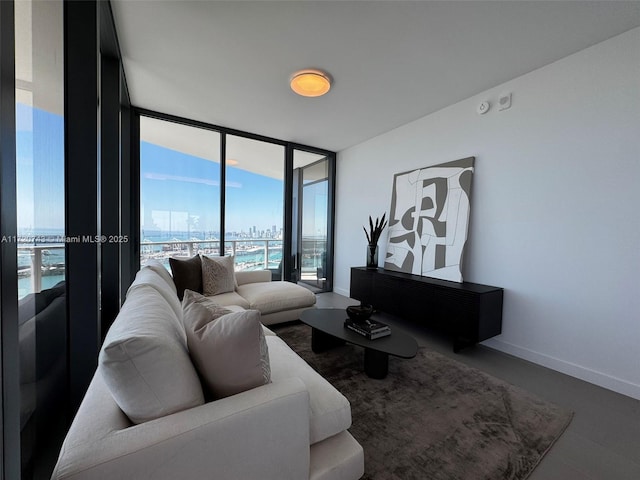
51 262 364 480
165 254 317 325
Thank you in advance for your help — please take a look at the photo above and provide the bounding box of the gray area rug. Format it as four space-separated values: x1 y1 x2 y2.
274 323 573 480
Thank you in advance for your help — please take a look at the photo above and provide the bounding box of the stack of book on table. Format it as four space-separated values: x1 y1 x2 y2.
344 318 391 340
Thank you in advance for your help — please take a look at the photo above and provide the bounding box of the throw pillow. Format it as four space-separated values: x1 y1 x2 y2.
99 285 204 424
169 255 203 300
182 289 233 320
201 255 237 296
182 300 270 399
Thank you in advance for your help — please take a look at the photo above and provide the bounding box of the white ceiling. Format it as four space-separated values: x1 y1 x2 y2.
140 116 325 180
111 0 640 153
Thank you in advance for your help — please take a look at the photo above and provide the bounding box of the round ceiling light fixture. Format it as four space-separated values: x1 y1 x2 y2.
290 69 332 97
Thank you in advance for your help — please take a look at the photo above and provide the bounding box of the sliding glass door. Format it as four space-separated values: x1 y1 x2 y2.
293 150 331 292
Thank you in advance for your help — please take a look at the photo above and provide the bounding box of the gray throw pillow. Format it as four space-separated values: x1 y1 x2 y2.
201 255 237 296
169 255 202 300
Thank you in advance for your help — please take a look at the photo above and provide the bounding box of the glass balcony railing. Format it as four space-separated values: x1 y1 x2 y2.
140 238 284 274
18 245 66 298
18 237 327 296
140 237 326 283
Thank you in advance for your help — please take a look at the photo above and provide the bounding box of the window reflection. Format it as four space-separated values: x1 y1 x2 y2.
15 1 67 477
140 117 222 269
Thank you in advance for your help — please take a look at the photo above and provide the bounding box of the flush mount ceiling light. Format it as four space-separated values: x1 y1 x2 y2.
290 69 332 97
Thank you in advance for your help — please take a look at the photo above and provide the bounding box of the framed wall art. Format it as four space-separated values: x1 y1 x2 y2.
384 157 475 282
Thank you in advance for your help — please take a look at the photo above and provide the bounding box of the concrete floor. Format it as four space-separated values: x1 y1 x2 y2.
314 292 640 480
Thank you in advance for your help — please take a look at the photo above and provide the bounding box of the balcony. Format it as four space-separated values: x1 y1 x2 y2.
18 237 327 297
141 238 284 272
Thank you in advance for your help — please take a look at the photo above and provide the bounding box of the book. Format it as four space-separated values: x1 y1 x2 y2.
345 322 391 339
344 318 391 340
345 318 390 333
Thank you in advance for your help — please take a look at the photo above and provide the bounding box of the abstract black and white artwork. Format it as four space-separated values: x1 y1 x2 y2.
384 157 475 282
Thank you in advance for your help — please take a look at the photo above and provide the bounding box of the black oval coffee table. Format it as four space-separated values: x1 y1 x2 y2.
300 308 418 379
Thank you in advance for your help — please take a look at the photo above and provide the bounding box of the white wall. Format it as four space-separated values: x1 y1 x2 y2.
334 28 640 400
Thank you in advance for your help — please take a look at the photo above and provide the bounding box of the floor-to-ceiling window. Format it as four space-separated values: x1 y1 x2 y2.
224 135 285 274
136 113 335 289
140 116 222 267
15 1 67 477
16 0 65 297
1 1 131 477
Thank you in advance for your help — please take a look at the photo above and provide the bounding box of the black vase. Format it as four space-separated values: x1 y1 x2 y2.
366 244 378 269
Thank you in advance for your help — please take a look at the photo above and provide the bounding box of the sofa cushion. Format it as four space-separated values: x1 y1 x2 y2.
262 324 276 336
143 259 176 293
201 255 237 296
235 269 271 286
99 285 204 424
203 290 251 309
183 301 270 399
266 336 351 444
237 281 316 315
169 255 203 300
128 266 184 330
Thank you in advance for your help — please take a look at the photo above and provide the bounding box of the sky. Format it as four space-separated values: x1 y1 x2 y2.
16 102 320 238
16 103 65 232
141 141 284 235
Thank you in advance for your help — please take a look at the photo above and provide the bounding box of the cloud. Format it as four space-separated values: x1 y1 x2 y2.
144 172 242 188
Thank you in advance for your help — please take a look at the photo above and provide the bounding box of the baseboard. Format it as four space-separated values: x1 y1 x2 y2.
482 338 640 401
333 287 350 298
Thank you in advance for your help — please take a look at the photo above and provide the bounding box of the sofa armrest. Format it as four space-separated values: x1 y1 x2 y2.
52 376 311 480
236 269 272 286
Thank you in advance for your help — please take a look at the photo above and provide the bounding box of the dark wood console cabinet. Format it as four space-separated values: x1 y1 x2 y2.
350 267 503 352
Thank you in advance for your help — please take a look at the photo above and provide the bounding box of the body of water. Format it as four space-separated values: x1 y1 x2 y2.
17 229 325 298
17 230 286 298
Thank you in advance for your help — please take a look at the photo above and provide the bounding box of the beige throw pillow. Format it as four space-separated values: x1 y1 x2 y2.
182 289 233 319
100 285 204 424
201 255 236 296
183 299 270 399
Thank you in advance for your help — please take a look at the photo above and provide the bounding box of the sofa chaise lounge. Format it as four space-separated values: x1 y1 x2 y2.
208 268 317 325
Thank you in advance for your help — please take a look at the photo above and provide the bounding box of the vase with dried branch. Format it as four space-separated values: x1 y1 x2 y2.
363 213 387 269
